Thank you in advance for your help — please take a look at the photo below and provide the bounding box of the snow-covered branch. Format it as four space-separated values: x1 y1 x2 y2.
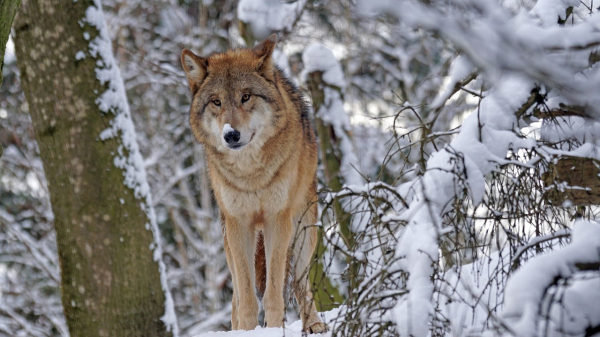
501 219 600 337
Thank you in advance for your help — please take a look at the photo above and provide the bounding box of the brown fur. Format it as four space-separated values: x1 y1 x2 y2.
181 35 327 333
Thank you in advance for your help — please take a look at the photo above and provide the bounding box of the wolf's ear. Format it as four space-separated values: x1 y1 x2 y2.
181 49 208 92
252 33 277 58
252 34 277 80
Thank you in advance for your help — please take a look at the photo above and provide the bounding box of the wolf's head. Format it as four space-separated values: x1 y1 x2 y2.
181 34 285 153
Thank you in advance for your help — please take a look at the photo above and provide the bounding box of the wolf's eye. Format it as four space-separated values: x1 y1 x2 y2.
212 99 221 106
241 94 251 103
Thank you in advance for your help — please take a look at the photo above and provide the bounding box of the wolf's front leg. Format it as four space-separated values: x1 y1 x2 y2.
224 215 259 330
223 228 239 330
263 211 293 327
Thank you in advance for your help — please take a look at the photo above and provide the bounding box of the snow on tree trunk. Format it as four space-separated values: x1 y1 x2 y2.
13 0 177 336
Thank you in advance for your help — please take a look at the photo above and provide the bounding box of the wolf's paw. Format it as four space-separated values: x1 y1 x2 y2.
307 321 329 334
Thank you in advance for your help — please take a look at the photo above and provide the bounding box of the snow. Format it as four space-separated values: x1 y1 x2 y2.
357 0 600 115
301 43 346 89
192 309 338 337
545 275 600 337
501 219 600 336
223 123 234 134
393 206 438 337
75 51 86 60
512 228 571 263
84 1 178 335
430 56 474 110
531 0 580 25
3 36 16 66
272 49 292 78
439 249 511 336
237 0 307 39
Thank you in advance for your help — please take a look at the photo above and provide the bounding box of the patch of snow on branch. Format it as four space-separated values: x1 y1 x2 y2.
301 43 346 89
430 56 474 110
85 1 178 335
237 0 307 39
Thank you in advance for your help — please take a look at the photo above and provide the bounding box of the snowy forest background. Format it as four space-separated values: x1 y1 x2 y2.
1 0 600 336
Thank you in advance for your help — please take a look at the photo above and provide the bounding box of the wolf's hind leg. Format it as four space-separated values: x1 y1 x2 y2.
224 215 259 330
292 205 328 333
254 231 267 302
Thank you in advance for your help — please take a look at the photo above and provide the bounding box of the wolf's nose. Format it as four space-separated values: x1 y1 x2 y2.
224 130 241 144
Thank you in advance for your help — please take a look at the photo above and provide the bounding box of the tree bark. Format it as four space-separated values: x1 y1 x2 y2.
13 1 172 336
543 156 600 206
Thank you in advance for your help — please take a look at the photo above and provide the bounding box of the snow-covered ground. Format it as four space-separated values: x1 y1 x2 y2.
193 309 339 337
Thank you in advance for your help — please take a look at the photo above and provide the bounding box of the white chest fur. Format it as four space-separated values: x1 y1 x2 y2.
210 148 297 223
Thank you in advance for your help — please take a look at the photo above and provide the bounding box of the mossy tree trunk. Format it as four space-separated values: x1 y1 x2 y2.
13 1 172 336
306 70 358 308
306 71 355 250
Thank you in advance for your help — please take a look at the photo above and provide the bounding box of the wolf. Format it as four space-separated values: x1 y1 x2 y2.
181 34 328 333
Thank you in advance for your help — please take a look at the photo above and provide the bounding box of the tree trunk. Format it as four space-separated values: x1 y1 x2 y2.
306 71 355 250
305 70 357 309
544 156 600 206
13 1 173 336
